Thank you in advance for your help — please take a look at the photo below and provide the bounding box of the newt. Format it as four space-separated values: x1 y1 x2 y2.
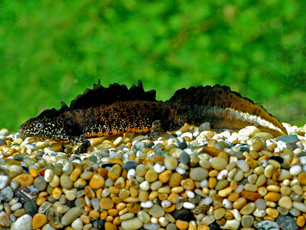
18 80 287 155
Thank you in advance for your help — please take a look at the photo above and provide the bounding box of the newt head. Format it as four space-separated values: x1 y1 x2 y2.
18 107 68 142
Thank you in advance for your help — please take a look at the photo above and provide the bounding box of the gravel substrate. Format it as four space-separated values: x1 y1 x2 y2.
1 122 306 230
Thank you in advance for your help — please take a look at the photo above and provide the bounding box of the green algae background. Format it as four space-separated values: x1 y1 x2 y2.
1 0 306 131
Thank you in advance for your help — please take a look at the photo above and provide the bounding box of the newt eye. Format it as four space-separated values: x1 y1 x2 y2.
34 121 44 130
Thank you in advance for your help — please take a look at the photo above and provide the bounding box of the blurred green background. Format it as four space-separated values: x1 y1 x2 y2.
1 0 306 132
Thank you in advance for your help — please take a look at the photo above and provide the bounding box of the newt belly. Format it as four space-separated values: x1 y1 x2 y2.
18 80 287 154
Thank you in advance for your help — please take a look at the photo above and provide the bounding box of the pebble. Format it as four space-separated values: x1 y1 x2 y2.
276 215 298 230
0 211 11 227
210 157 227 170
172 208 194 221
121 217 143 230
255 220 279 230
10 214 32 230
61 207 84 225
189 167 208 181
1 122 306 229
0 186 14 202
32 213 47 229
180 151 190 164
0 174 9 189
164 156 178 170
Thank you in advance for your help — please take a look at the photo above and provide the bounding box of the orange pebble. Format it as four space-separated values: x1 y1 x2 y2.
297 215 306 227
176 220 189 230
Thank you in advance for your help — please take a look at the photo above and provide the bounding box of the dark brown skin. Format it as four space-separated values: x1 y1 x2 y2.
18 80 287 155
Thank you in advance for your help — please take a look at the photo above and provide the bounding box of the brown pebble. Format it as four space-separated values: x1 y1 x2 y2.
108 209 119 216
12 174 34 186
159 170 172 183
105 222 117 230
298 172 306 185
100 197 114 210
70 168 82 181
264 192 281 202
176 220 189 229
181 178 194 190
89 174 105 190
108 164 122 181
32 213 47 229
127 203 141 213
169 172 182 187
233 197 247 209
136 165 147 177
98 168 108 178
241 190 262 201
145 169 158 182
200 146 221 157
297 215 306 227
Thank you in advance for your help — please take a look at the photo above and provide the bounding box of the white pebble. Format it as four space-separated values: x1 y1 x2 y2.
293 201 306 212
237 160 250 172
159 217 169 227
231 209 241 221
161 200 171 208
217 170 228 180
151 217 159 224
253 208 266 217
175 131 182 136
289 165 302 176
44 169 54 182
140 181 150 191
10 203 22 211
71 218 83 230
290 178 300 187
202 197 213 205
222 199 232 209
127 169 136 180
200 179 208 188
186 190 195 199
277 141 287 150
181 132 193 140
220 220 240 229
175 166 186 174
0 175 9 189
296 141 304 149
183 202 195 209
141 200 153 208
153 163 165 173
102 188 110 197
294 148 303 155
300 156 306 165
235 184 244 193
202 215 215 225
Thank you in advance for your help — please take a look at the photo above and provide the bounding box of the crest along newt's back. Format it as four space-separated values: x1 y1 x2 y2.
19 80 287 155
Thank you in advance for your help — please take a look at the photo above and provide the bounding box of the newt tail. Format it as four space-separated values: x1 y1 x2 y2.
18 80 287 154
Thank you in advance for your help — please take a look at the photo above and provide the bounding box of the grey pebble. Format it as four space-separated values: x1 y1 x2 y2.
255 220 279 230
24 199 38 216
134 141 146 151
166 223 177 230
179 151 190 164
0 139 7 146
33 175 47 191
0 186 14 202
122 160 138 170
276 215 298 230
199 122 210 132
143 223 160 230
277 134 298 143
